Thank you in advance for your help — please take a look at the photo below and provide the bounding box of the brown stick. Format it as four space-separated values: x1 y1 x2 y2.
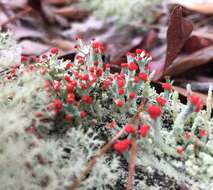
0 6 32 27
127 136 137 190
67 129 125 190
68 100 147 190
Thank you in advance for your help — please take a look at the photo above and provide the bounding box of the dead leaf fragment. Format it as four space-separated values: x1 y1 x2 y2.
184 35 213 53
53 7 89 19
49 38 75 52
140 30 158 51
164 6 193 70
165 45 213 76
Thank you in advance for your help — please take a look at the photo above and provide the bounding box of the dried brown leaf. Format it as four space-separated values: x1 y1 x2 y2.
140 30 158 51
164 6 193 70
165 45 213 76
49 38 75 52
184 35 213 53
53 7 89 19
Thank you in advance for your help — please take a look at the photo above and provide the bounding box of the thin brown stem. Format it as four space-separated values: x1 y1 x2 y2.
127 136 137 190
68 99 147 190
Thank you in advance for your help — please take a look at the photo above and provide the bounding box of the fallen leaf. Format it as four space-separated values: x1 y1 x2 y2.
27 0 42 12
192 31 213 41
140 30 158 51
184 35 213 53
53 6 89 19
49 38 75 52
164 6 193 71
165 45 213 76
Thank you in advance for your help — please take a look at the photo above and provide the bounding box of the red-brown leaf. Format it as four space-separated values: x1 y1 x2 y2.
184 35 213 54
164 45 213 76
164 6 193 71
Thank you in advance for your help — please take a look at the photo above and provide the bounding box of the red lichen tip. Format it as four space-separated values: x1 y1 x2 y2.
189 95 203 112
52 99 63 112
121 63 128 68
82 95 93 104
162 83 172 92
65 62 73 70
67 93 75 104
64 114 73 121
113 139 131 153
199 129 208 138
117 79 125 88
129 91 136 99
139 124 150 137
102 79 111 90
21 55 28 62
156 96 166 107
147 105 161 120
51 47 59 54
128 62 138 71
79 111 87 118
136 48 143 54
138 72 148 81
124 124 136 134
92 41 105 54
116 99 123 108
176 147 184 154
118 88 125 95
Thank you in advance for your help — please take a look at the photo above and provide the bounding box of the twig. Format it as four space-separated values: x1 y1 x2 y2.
68 99 147 190
0 6 32 27
127 136 137 190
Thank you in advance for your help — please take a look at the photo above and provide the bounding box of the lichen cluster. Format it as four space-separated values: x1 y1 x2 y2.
1 32 213 190
75 0 162 26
